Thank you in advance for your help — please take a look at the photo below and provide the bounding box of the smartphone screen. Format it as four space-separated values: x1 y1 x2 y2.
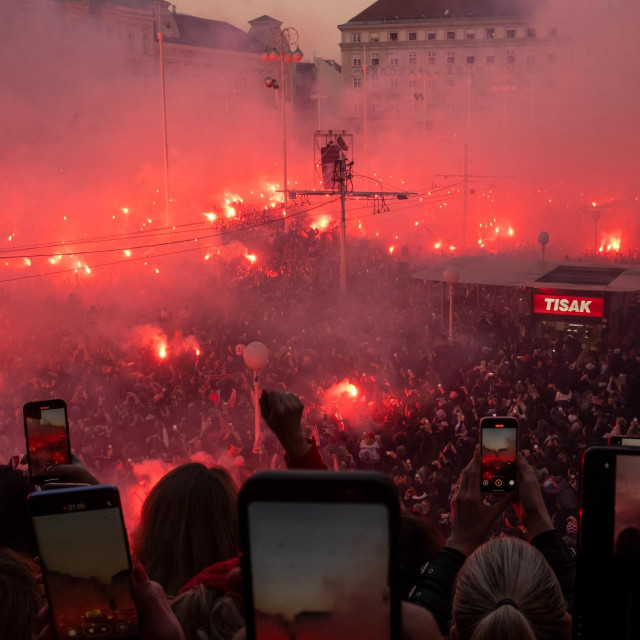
24 400 71 480
614 454 640 554
29 486 139 640
241 472 399 640
481 417 518 493
609 436 640 447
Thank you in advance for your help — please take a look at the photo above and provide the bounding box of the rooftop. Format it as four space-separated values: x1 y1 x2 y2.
345 0 535 24
167 13 263 53
413 256 640 292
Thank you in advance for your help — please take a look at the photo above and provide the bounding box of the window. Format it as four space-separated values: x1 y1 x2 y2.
370 32 380 42
447 51 455 64
486 55 495 64
409 78 417 87
547 53 556 63
526 54 536 64
389 32 398 41
142 31 150 55
467 55 475 64
447 31 456 40
408 52 417 64
371 54 379 66
409 32 417 40
466 32 475 39
527 27 536 38
486 28 495 38
352 76 362 88
549 27 558 37
351 32 361 43
370 75 379 88
352 57 361 66
447 65 454 75
427 51 436 64
353 103 362 114
127 31 135 53
390 78 399 88
427 31 436 40
506 28 516 38
389 53 398 65
506 49 515 63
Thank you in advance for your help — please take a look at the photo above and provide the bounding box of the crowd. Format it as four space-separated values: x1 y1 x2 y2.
2 225 640 639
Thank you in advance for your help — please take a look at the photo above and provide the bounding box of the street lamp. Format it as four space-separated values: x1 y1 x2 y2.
262 27 304 228
243 341 270 454
443 267 460 343
591 203 601 253
538 231 550 261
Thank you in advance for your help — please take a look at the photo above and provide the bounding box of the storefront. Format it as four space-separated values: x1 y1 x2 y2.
414 256 640 348
531 289 608 348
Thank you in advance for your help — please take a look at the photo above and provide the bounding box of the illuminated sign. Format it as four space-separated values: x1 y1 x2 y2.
533 292 604 318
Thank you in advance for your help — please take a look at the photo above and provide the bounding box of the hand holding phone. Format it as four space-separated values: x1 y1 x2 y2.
480 416 518 493
29 485 140 640
24 400 71 484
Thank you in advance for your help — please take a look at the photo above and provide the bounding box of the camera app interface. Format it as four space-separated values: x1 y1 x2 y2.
33 505 139 639
26 406 68 476
614 455 640 554
249 501 391 640
482 425 517 491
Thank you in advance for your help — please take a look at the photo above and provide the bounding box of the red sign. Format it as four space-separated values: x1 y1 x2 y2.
533 292 604 318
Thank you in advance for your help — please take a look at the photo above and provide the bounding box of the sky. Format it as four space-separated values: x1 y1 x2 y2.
173 0 368 60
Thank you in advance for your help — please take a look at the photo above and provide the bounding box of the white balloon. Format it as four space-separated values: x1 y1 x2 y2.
243 341 269 370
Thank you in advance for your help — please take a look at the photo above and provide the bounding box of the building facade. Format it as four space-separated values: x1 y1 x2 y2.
338 0 565 131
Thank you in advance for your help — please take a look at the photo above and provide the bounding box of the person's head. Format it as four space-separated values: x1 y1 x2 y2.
0 466 37 556
132 463 239 596
451 537 568 640
171 585 244 640
0 547 42 640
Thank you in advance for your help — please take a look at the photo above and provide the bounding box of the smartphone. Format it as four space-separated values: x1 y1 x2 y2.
480 416 518 493
29 485 140 640
23 399 71 484
574 446 640 638
239 471 401 640
609 436 640 447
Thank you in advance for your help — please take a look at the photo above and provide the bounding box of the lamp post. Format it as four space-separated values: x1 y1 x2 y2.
261 28 303 229
155 4 170 235
243 342 270 454
444 267 460 343
538 231 550 262
592 205 601 253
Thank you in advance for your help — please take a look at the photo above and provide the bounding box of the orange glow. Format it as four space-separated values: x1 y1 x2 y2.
124 249 132 257
348 384 358 398
204 212 217 222
204 253 211 261
195 349 201 357
449 245 456 251
388 245 395 255
434 241 442 249
245 253 257 264
24 258 31 266
226 206 236 218
154 268 160 274
158 345 167 359
122 207 129 214
591 202 597 207
599 236 621 253
508 227 514 236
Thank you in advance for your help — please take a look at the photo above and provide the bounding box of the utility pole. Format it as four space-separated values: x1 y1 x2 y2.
156 4 170 234
362 43 368 176
463 143 468 249
437 147 512 250
288 151 415 293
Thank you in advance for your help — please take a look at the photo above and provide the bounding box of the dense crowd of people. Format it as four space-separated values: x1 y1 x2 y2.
2 225 640 638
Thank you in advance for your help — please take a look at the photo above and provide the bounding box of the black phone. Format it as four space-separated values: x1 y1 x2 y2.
480 416 518 493
574 446 640 638
28 485 140 640
608 436 640 447
23 399 71 484
239 471 401 640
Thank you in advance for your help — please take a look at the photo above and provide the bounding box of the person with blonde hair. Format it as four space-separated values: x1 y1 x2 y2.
451 537 568 640
410 451 574 637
